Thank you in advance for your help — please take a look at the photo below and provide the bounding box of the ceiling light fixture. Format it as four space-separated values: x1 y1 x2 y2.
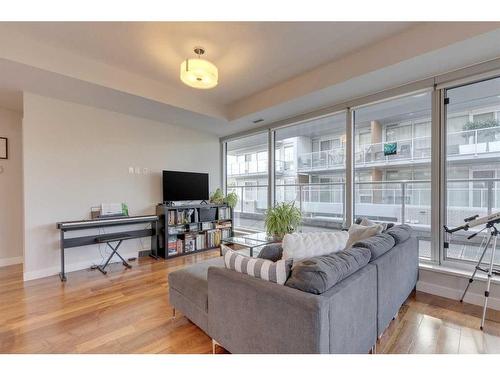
180 47 218 89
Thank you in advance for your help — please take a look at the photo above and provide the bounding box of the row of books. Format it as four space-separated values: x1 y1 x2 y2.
166 228 232 256
169 220 232 235
167 238 198 256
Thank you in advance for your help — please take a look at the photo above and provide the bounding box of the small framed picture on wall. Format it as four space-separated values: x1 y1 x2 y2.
0 137 8 159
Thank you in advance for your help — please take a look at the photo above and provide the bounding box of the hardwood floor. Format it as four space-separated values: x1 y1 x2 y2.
1 251 500 354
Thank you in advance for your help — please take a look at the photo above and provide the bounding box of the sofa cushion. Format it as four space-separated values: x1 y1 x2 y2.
285 247 372 294
222 245 292 285
345 223 384 249
257 243 283 262
353 233 395 260
385 224 412 244
168 256 224 313
282 231 349 261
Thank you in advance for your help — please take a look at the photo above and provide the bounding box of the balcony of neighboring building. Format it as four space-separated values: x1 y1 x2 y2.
296 125 500 173
227 158 297 177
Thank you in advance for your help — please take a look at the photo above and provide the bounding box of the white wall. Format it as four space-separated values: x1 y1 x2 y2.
417 266 500 311
0 107 23 267
22 93 221 280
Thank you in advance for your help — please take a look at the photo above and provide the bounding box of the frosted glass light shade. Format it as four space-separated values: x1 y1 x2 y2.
180 58 218 89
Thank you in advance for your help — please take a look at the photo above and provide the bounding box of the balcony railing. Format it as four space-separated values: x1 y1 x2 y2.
227 159 290 176
296 126 500 172
227 178 500 230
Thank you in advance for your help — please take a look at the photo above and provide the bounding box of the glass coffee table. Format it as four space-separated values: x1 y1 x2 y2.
222 232 281 257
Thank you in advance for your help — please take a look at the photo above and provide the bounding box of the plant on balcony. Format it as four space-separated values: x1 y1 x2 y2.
264 201 302 240
462 119 500 142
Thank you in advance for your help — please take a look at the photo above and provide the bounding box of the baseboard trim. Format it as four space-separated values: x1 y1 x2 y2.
0 256 23 267
417 280 500 311
23 251 139 281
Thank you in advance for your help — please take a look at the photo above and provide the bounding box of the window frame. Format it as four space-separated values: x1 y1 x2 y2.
221 58 500 271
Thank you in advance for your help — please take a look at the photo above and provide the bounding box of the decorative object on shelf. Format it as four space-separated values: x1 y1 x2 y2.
224 191 238 209
0 137 7 159
264 201 302 240
121 203 129 216
210 188 239 209
180 47 218 89
210 188 225 204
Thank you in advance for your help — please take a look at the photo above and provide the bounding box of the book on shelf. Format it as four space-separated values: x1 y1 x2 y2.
206 229 222 248
188 222 199 232
168 226 186 235
167 239 178 256
221 228 232 240
201 221 214 231
196 233 206 250
184 234 196 253
218 207 231 220
167 211 176 225
215 221 232 230
176 239 184 254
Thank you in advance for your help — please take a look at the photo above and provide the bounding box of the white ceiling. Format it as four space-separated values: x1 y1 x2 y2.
2 22 417 106
0 22 499 136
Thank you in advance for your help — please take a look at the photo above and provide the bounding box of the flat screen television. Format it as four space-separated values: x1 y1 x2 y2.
162 170 209 202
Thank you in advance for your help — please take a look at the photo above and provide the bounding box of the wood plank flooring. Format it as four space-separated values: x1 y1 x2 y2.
1 251 500 354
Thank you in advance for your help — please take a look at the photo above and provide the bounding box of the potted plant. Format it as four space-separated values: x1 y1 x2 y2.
264 201 302 240
209 188 225 204
210 188 239 209
224 191 238 209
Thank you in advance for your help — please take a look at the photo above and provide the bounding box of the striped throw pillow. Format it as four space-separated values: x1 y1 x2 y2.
221 244 292 285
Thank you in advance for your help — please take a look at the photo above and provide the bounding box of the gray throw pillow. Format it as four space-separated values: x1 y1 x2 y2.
385 224 412 244
285 247 371 294
257 243 283 262
353 233 395 260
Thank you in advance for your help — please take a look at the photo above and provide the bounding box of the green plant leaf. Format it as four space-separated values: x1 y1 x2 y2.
264 201 302 239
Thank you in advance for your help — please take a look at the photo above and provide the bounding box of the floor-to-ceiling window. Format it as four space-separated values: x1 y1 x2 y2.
222 63 500 269
352 91 432 258
226 132 269 231
274 112 347 231
444 77 500 265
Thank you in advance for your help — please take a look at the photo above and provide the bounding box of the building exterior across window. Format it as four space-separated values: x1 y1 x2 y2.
225 78 500 265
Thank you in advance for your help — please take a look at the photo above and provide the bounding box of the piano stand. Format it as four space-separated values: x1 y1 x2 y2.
57 215 159 282
95 235 132 275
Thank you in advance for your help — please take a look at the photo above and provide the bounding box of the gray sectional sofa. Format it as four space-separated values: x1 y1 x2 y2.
168 224 418 354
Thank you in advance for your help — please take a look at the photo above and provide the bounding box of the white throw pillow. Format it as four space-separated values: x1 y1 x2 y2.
345 223 384 249
360 217 388 231
359 217 375 227
281 231 349 261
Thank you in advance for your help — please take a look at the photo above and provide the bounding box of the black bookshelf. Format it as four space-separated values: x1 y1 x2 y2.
155 203 233 259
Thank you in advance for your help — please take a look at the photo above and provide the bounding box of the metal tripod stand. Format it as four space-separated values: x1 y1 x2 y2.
460 221 500 330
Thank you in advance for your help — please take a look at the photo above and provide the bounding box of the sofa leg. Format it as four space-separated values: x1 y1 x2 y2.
212 339 220 354
370 342 377 354
172 308 176 319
